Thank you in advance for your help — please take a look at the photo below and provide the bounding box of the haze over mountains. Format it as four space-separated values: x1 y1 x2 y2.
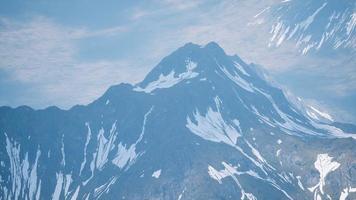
256 0 355 54
1 42 355 200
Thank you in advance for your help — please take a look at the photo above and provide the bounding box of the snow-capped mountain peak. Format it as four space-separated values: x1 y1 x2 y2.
133 42 253 94
1 42 355 200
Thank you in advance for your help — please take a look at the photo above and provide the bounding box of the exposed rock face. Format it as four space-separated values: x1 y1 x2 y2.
0 42 355 200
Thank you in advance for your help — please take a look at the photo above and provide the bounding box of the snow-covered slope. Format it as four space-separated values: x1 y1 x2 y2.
255 0 355 54
0 42 355 200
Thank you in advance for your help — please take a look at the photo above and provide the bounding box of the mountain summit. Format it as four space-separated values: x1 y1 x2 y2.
1 42 355 200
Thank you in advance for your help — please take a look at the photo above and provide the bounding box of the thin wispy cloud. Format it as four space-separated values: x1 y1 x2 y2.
0 17 142 108
159 0 203 11
0 17 128 78
0 0 354 122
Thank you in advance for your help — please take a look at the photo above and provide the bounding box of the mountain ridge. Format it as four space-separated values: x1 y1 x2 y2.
0 42 355 200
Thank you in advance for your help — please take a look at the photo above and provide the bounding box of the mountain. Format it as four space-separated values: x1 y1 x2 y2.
0 42 355 200
254 0 355 55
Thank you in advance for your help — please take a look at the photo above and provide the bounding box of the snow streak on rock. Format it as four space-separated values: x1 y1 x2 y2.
208 162 257 200
112 106 154 169
259 0 356 54
306 105 334 122
80 122 92 175
81 121 118 186
52 172 75 200
95 122 118 170
3 133 42 200
94 176 118 199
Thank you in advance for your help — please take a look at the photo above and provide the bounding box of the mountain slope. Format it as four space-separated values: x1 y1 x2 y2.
0 42 355 200
254 0 355 55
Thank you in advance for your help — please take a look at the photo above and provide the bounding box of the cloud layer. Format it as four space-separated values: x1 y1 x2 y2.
0 0 354 122
0 17 143 108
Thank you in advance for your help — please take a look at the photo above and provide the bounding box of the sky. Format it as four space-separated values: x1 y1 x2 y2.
0 0 355 123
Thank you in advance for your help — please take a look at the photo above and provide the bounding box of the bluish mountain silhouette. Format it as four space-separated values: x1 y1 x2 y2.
1 42 355 200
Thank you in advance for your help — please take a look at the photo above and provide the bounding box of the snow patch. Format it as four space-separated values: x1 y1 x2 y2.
186 97 276 176
186 97 241 145
112 143 139 169
134 59 198 93
308 154 340 198
339 187 356 200
152 169 162 178
307 105 333 122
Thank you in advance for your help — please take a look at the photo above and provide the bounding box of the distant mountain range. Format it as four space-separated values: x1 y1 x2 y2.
1 42 355 199
254 0 355 55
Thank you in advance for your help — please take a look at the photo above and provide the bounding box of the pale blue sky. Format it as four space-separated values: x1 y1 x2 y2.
0 0 355 123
